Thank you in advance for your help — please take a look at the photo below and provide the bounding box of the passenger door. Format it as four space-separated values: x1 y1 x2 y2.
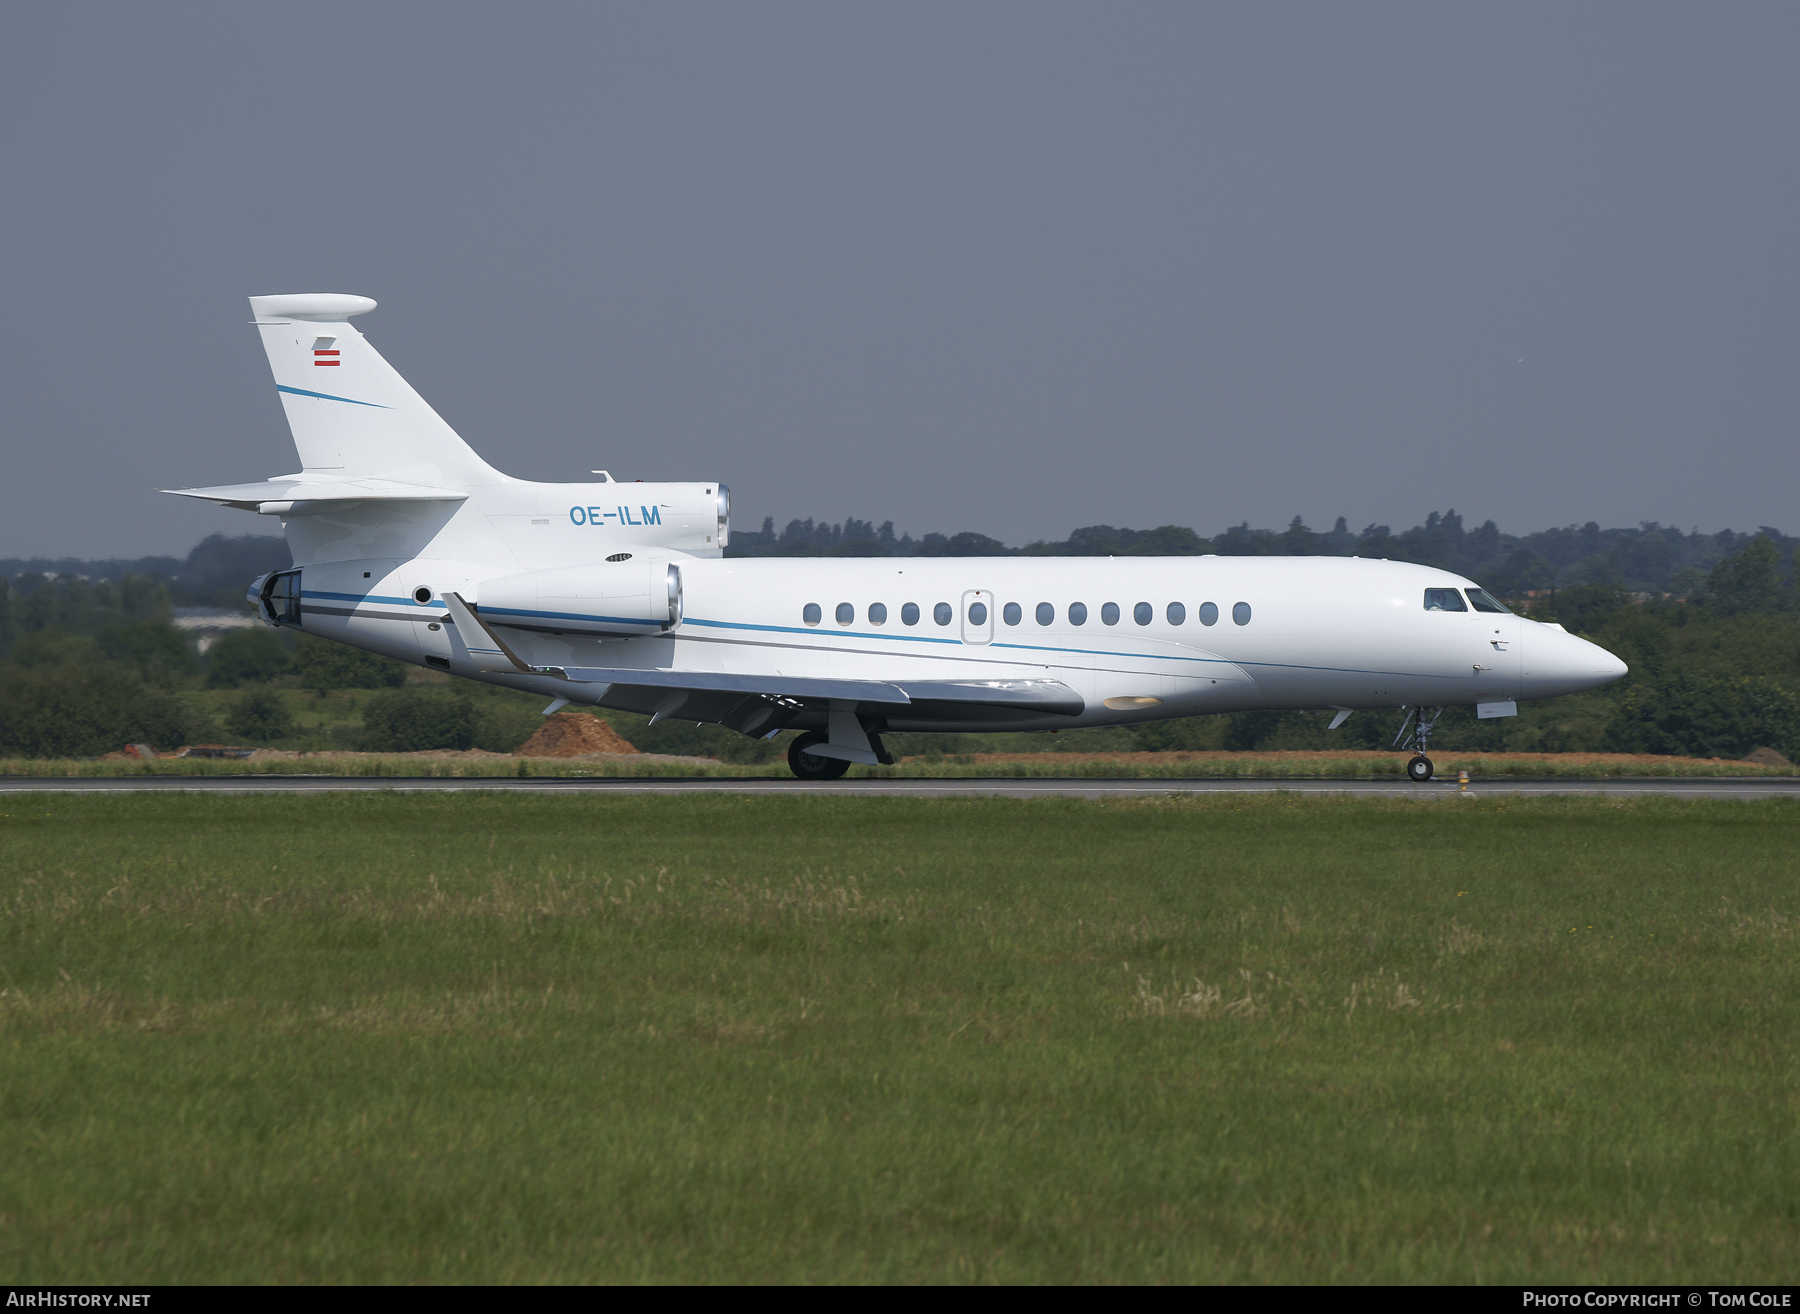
1477 612 1523 700
960 589 994 645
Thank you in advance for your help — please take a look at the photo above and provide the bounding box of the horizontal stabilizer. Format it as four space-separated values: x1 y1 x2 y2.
164 477 469 513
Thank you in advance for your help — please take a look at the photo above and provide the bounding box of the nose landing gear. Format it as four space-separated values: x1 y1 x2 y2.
1395 707 1446 783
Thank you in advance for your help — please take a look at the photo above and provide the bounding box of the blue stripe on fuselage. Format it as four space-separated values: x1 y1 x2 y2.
303 595 1463 682
304 590 443 608
479 604 662 628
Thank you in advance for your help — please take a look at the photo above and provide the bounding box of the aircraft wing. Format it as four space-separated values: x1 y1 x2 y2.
164 478 468 511
554 667 1084 716
440 592 1085 729
558 666 912 704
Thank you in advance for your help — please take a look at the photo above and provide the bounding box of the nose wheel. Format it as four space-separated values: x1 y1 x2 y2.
1395 706 1446 784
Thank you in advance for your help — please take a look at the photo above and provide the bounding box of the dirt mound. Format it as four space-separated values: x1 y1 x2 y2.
1743 746 1794 767
514 712 638 757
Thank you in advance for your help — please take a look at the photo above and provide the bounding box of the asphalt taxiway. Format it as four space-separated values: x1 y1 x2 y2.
2 776 1796 800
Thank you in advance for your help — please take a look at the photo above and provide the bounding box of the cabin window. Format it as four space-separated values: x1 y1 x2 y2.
1423 588 1467 612
934 602 953 626
901 602 920 626
1233 601 1252 625
1167 601 1186 625
1036 602 1054 626
869 602 888 625
1133 602 1153 626
803 603 822 626
1101 602 1120 626
836 603 854 625
1002 602 1022 626
1199 602 1218 626
968 601 988 625
1465 588 1511 614
1069 602 1088 626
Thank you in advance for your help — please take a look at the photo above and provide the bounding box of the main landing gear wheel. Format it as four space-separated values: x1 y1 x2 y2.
788 731 851 781
1406 754 1435 783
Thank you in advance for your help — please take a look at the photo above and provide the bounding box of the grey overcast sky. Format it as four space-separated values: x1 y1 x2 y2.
2 2 1796 558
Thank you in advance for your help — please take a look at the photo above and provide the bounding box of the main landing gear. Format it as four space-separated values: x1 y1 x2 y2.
787 731 851 781
1394 707 1446 783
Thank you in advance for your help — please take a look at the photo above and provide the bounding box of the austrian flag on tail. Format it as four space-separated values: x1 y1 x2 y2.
313 336 339 366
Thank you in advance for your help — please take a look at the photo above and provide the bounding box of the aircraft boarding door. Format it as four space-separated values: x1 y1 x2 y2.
961 590 995 645
1463 587 1522 708
1479 612 1523 701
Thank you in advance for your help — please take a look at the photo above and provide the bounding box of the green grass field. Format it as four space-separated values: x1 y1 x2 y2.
2 793 1796 1282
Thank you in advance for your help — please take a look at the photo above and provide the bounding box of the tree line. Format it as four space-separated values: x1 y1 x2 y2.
726 510 1797 601
3 522 1798 761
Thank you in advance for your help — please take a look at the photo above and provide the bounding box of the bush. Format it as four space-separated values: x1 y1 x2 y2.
472 701 544 753
1705 536 1787 617
1133 716 1230 752
0 665 215 758
357 688 475 752
1610 674 1800 759
295 634 409 691
206 627 291 688
8 630 101 669
224 689 296 742
96 620 198 683
713 733 781 764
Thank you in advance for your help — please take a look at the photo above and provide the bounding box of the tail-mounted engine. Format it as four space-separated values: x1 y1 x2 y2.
476 558 683 638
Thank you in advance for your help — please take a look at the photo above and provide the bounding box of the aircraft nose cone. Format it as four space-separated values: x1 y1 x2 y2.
1526 624 1628 697
1573 633 1628 685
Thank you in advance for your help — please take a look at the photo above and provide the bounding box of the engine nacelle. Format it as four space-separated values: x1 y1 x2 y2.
476 557 684 638
554 482 729 554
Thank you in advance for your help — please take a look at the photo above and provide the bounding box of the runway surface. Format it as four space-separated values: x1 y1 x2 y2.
3 775 1797 800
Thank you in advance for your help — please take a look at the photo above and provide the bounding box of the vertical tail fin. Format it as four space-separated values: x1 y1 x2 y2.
248 294 500 485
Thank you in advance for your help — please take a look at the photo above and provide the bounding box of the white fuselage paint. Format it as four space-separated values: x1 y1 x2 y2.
177 293 1628 742
293 551 1626 733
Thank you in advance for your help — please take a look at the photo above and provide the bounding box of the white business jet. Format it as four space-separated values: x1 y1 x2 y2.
167 294 1627 781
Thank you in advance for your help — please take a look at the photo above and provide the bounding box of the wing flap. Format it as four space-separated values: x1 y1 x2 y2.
556 666 911 705
894 679 1085 717
551 668 1084 716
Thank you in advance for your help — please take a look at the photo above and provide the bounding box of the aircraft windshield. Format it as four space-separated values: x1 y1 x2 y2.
1465 588 1512 614
1423 588 1467 612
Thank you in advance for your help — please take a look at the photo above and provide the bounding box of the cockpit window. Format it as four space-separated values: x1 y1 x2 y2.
1423 588 1468 612
1465 588 1512 614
